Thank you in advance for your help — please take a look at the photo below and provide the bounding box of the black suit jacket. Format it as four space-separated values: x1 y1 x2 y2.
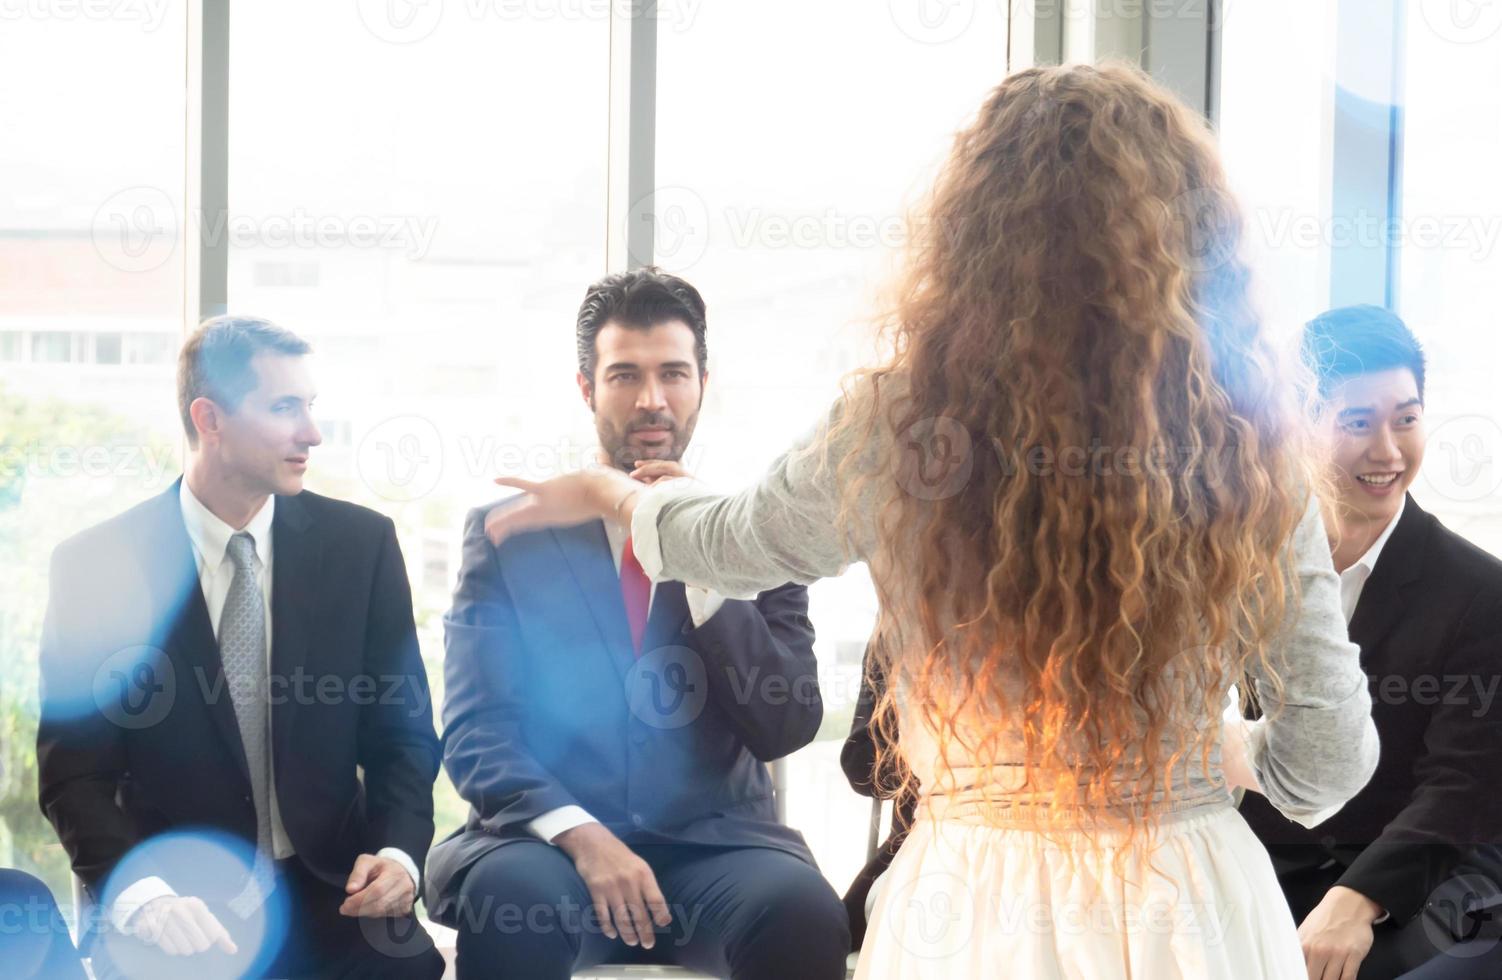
1240 495 1502 931
424 503 822 920
36 480 441 906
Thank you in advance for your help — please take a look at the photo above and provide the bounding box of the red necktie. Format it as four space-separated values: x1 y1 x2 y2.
620 535 650 657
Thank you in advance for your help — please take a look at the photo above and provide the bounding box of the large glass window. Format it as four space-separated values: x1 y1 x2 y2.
1219 0 1501 555
1216 0 1339 340
655 1 1011 894
0 6 188 904
1399 2 1502 554
227 2 611 869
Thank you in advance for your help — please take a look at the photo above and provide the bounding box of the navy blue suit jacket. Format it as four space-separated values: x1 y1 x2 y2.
424 501 822 921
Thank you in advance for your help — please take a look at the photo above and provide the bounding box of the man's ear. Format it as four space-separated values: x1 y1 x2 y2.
188 396 222 446
576 371 594 411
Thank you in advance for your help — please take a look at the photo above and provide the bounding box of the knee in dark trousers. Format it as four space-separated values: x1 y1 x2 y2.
451 843 594 980
729 867 849 979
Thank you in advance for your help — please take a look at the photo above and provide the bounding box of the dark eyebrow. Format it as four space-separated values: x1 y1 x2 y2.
604 361 695 373
1337 407 1375 421
1394 398 1423 411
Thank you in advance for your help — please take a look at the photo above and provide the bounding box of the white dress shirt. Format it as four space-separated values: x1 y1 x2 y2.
526 511 726 845
110 481 418 927
1338 497 1406 625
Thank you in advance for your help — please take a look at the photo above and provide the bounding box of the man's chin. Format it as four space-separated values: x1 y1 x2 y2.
607 444 677 469
1341 481 1408 524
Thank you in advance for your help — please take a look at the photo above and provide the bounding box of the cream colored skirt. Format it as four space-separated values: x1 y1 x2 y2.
854 804 1305 979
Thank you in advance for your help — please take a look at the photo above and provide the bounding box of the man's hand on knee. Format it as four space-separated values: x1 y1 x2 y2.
1297 885 1381 980
555 824 672 949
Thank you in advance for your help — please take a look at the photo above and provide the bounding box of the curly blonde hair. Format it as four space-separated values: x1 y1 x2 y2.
823 63 1322 849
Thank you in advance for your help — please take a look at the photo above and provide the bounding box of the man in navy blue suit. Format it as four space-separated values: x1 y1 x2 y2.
424 268 850 979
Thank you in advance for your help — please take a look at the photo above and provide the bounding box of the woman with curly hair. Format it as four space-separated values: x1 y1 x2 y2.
485 63 1379 978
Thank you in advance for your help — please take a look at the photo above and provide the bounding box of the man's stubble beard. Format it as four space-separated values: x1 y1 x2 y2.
593 405 700 474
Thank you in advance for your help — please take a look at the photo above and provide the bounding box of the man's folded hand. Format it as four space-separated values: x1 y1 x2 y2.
128 895 238 957
340 853 416 918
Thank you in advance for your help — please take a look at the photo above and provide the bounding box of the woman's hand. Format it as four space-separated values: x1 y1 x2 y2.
485 468 640 547
631 459 694 485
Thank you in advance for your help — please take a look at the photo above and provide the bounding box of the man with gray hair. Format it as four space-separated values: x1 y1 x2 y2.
37 315 445 978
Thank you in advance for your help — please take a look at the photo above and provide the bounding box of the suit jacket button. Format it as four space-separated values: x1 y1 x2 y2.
630 813 644 827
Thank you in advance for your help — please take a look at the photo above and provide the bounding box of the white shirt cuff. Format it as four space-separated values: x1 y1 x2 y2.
528 805 599 844
377 846 421 892
110 876 177 932
628 477 703 585
685 585 726 626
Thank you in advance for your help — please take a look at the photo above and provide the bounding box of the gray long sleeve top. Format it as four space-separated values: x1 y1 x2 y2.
629 387 1380 822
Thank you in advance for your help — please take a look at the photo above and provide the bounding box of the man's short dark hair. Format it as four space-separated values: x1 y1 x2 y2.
575 267 708 382
177 315 312 446
1302 304 1426 404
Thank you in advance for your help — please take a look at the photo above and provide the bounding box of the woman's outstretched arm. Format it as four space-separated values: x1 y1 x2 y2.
485 387 880 598
625 396 871 598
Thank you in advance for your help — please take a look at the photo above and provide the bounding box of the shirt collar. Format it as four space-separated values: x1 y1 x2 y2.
1350 495 1406 577
179 478 276 571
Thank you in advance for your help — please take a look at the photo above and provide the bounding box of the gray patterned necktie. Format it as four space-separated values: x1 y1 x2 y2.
220 531 276 917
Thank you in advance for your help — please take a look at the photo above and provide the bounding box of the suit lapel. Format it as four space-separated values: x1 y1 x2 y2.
552 520 636 684
144 479 252 786
270 492 320 773
1347 494 1430 661
645 580 689 654
550 521 695 673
